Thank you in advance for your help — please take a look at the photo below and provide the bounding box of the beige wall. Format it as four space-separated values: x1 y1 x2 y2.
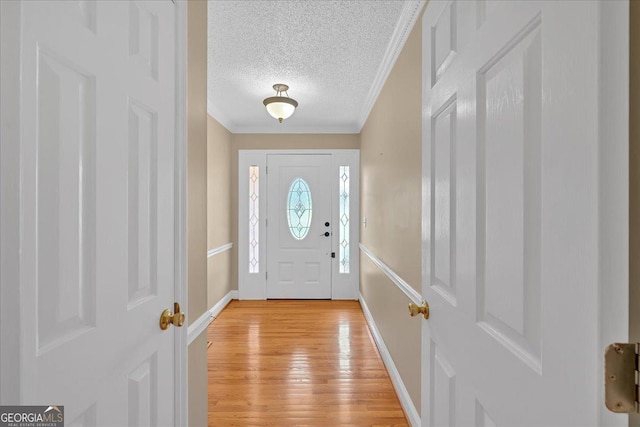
630 2 639 427
359 9 423 413
187 0 208 326
187 0 208 425
230 133 360 292
188 334 208 427
207 115 233 308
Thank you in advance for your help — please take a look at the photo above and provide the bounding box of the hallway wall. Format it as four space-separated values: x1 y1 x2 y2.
187 1 209 426
359 7 424 414
230 134 360 293
207 115 233 308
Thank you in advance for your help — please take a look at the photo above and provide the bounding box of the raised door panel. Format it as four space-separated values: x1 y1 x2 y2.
127 100 159 308
128 355 158 426
432 98 457 306
36 48 97 353
476 22 542 371
129 1 159 80
474 400 497 427
430 343 457 427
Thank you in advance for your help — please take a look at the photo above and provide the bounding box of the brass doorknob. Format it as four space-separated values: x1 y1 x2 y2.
160 302 186 330
408 300 429 319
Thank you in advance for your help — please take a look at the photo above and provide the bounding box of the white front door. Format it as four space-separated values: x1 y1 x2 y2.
421 1 628 426
1 1 183 425
266 154 333 299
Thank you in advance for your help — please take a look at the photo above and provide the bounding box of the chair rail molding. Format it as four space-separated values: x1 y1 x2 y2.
207 242 233 258
359 243 422 305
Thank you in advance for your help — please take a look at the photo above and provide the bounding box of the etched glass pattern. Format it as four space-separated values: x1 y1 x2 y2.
339 166 350 273
249 166 259 273
287 178 313 240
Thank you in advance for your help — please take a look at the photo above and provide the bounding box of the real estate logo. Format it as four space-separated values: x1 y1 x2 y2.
0 405 64 427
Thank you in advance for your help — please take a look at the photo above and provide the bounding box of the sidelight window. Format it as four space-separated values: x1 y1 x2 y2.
249 166 259 273
339 166 350 273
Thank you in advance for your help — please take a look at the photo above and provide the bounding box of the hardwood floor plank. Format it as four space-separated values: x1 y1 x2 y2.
207 300 409 426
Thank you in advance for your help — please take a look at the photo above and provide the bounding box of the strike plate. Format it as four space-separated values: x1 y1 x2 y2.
604 343 639 413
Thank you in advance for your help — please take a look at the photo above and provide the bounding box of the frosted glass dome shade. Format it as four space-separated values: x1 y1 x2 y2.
263 96 298 123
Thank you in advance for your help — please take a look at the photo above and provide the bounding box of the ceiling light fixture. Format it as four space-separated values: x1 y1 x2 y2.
263 84 298 123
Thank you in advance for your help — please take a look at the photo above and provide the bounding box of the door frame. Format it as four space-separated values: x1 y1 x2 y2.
174 0 188 425
238 149 360 300
419 1 629 425
595 2 630 424
0 1 189 424
0 0 21 405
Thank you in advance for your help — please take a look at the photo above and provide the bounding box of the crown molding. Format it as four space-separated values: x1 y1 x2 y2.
207 99 234 133
357 0 425 131
207 102 359 134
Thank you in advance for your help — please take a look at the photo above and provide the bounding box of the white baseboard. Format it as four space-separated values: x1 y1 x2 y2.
187 290 238 345
359 293 420 427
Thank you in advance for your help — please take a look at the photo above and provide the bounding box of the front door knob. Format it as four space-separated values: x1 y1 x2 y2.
160 302 185 330
408 300 430 319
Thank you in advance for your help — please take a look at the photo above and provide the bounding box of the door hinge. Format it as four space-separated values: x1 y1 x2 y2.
604 342 639 413
266 218 268 227
265 271 268 280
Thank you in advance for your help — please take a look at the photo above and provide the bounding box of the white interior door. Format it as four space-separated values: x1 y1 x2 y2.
421 1 628 426
4 1 181 424
266 154 333 299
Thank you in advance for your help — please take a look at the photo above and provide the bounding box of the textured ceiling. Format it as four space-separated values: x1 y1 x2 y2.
207 0 423 134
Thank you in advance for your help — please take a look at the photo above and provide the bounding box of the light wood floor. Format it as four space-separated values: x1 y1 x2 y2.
207 300 409 427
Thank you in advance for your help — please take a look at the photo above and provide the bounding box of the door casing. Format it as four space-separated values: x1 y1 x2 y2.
238 149 360 300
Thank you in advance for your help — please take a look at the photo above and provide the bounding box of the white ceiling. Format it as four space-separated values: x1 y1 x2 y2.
207 0 423 134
